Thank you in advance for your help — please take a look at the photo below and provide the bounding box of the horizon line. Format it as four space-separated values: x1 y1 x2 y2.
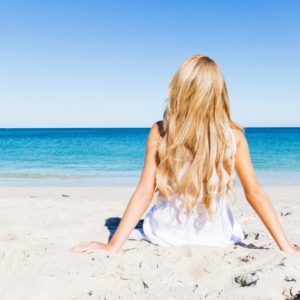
0 126 300 129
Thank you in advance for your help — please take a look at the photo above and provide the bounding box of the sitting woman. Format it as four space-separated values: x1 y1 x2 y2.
71 54 299 254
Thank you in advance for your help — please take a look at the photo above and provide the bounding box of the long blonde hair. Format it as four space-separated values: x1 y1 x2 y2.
154 54 244 216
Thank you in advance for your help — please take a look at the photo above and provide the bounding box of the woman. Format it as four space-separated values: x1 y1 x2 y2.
71 54 300 254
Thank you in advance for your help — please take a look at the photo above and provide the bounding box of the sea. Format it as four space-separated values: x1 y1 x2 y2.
0 128 299 186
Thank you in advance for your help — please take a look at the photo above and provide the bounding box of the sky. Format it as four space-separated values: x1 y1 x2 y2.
0 0 299 128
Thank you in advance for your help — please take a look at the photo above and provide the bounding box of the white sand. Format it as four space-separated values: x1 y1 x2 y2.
0 185 299 300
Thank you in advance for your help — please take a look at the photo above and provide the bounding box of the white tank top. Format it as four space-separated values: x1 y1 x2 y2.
129 128 244 247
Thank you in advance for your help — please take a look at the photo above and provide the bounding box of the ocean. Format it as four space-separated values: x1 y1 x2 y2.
0 128 299 186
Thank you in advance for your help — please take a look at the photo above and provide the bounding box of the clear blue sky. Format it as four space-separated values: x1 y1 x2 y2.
0 1 299 128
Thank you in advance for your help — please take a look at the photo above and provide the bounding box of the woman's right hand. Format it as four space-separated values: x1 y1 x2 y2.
284 244 300 254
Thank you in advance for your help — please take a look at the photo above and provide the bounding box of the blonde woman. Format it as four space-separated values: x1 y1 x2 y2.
71 55 300 254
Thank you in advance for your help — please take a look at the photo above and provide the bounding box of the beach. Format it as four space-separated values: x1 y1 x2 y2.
0 185 299 300
1 0 299 298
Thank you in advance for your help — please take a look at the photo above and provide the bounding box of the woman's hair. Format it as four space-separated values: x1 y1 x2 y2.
154 54 244 217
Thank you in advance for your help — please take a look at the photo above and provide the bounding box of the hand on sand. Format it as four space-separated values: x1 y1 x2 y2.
70 241 116 254
289 245 300 254
283 244 300 254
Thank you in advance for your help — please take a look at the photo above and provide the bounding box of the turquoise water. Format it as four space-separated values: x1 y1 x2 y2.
0 128 299 186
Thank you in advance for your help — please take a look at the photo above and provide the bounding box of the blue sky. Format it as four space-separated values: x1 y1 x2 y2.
0 0 299 127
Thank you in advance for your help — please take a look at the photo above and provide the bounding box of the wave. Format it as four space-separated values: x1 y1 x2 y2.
0 171 141 180
0 173 96 180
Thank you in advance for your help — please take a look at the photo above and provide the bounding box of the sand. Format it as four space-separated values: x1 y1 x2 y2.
0 185 299 300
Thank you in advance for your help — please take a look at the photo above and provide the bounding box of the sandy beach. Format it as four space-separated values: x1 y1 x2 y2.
0 185 299 300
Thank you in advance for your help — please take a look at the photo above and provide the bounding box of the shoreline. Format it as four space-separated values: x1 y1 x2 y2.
1 171 300 187
1 184 300 200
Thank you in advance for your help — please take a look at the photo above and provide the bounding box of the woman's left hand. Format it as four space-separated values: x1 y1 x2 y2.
70 241 114 254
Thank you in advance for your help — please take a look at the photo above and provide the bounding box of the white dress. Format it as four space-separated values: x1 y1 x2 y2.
128 128 245 247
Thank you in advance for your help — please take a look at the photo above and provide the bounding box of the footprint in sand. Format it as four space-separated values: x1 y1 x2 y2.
239 255 255 263
234 270 261 287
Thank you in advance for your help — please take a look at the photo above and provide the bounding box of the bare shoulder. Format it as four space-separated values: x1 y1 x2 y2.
230 124 246 148
149 120 164 140
145 121 164 152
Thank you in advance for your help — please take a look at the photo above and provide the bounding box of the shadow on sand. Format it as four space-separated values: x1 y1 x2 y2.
104 218 270 250
105 217 144 241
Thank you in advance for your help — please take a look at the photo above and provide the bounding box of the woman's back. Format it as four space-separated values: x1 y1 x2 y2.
129 127 245 247
71 54 300 255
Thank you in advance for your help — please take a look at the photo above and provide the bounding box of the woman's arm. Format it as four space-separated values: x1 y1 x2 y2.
71 122 161 254
234 129 300 254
